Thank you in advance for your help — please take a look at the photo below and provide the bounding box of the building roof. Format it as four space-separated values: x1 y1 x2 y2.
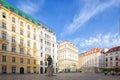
82 48 101 56
0 0 40 26
106 46 120 53
0 0 55 34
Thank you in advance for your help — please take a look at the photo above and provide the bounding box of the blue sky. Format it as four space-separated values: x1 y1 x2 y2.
6 0 120 53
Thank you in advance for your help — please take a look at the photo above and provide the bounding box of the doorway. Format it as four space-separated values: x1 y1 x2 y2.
40 67 43 74
20 67 24 74
45 67 47 73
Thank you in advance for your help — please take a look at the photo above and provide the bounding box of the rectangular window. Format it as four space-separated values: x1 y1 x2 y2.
40 39 43 43
40 61 43 65
110 53 112 55
106 54 108 56
34 60 36 64
12 57 16 62
12 46 16 52
2 22 6 29
110 58 112 60
20 58 23 63
27 50 30 55
2 44 6 51
53 44 54 47
2 33 6 40
41 53 43 57
2 55 6 62
34 35 36 40
27 25 30 30
116 62 118 66
12 37 15 42
20 48 24 54
106 58 108 61
34 28 36 32
20 30 23 35
33 43 36 48
20 21 23 26
27 42 30 46
41 46 43 50
45 62 47 66
116 57 118 61
20 39 24 44
27 33 30 38
12 17 15 23
2 65 7 73
12 27 15 32
11 66 16 73
2 12 6 18
27 59 30 64
33 51 36 56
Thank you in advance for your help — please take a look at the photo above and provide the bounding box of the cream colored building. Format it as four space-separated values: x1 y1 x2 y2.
0 0 40 74
58 40 79 72
38 25 58 74
0 0 58 74
81 48 106 73
78 53 83 72
105 46 120 69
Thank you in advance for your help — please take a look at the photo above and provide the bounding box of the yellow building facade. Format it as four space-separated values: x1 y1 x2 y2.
0 0 39 74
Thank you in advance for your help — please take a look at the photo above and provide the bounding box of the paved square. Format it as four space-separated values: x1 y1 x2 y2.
0 73 120 80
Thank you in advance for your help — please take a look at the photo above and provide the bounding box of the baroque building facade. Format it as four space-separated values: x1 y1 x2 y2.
105 46 120 69
81 48 106 72
38 25 58 74
0 0 40 74
57 40 79 72
0 0 58 74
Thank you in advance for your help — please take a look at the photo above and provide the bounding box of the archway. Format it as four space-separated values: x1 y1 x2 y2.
20 67 24 74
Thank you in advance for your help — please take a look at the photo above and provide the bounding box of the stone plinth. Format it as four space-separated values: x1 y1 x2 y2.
47 66 53 76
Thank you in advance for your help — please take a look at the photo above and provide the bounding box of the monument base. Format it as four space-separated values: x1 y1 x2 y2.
47 66 53 76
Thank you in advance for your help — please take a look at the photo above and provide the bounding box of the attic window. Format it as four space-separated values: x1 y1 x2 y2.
2 12 6 18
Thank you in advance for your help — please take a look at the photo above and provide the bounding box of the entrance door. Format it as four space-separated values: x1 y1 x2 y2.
45 67 47 73
20 67 24 74
40 67 43 74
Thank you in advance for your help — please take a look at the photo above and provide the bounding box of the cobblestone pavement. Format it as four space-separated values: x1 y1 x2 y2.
0 73 120 80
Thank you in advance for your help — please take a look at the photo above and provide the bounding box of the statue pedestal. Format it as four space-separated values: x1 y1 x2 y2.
47 66 53 76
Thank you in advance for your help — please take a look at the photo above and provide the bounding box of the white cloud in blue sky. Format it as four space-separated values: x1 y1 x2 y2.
17 0 45 15
61 0 120 36
72 33 120 53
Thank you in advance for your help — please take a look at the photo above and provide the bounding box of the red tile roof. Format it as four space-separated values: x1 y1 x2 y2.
106 46 120 53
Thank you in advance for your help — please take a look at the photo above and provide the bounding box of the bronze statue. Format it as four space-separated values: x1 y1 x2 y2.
46 55 53 76
47 55 53 67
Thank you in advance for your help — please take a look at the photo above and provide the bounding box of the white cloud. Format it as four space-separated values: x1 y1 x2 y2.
61 0 120 36
72 33 120 53
17 0 45 15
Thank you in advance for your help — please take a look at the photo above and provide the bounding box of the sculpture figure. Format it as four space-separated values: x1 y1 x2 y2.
47 55 53 76
47 55 53 67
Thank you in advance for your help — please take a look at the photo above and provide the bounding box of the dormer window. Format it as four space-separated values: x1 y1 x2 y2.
2 12 6 18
